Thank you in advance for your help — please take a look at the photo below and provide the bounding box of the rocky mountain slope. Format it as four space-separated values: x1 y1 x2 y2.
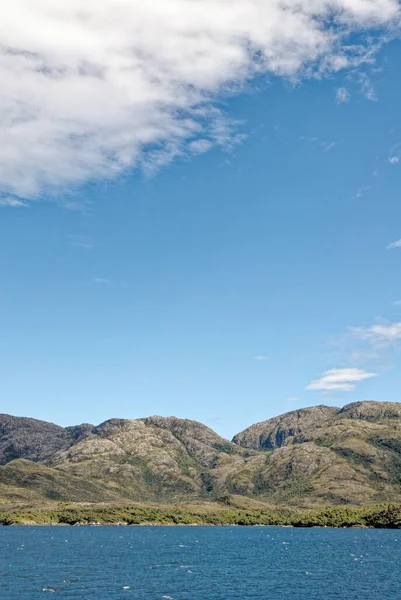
1 401 401 507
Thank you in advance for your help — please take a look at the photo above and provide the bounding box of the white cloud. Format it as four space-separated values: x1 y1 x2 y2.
253 355 269 361
389 156 400 164
306 367 377 392
393 300 401 306
386 239 401 249
351 321 401 347
336 87 350 103
93 277 110 284
0 0 399 202
286 396 300 402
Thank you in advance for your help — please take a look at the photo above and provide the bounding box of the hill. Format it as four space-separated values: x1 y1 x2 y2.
1 401 401 508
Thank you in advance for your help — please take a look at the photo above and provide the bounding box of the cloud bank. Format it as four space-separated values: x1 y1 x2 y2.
0 0 399 203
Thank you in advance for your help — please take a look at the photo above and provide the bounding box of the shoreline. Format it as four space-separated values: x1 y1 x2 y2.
1 522 375 528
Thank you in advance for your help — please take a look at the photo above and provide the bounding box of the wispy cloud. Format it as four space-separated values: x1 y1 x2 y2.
93 278 110 284
322 141 336 152
253 355 269 361
306 368 377 392
348 350 381 363
353 185 372 199
298 136 336 152
336 87 350 103
0 196 28 208
62 199 94 214
286 396 300 402
0 1 399 203
358 72 377 101
69 235 94 251
388 142 401 164
328 316 401 371
351 321 401 348
386 239 401 249
188 139 214 155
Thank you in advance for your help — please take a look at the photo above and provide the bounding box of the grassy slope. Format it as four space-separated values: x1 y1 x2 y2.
0 459 124 504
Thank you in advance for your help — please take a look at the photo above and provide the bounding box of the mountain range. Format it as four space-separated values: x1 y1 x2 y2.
1 400 401 508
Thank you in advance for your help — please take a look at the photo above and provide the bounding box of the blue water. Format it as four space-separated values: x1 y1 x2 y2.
0 526 400 599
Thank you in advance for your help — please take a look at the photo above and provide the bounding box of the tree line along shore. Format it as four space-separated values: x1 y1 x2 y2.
0 503 400 528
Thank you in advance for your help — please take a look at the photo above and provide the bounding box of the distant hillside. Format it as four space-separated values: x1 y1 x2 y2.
1 401 401 507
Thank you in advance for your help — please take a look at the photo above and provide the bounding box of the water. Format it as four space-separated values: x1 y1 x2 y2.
0 526 400 599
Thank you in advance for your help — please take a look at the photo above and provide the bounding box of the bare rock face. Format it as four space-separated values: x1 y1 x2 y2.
232 405 338 450
0 414 71 465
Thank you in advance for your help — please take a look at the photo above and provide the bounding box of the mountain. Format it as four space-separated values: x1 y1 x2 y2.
1 401 401 507
233 401 401 505
45 416 246 501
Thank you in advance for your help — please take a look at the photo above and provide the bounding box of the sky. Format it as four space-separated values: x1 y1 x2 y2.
1 1 401 439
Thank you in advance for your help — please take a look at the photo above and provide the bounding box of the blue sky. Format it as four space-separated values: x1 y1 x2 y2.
1 2 401 438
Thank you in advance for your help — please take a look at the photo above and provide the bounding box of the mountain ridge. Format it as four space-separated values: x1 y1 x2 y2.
1 401 401 508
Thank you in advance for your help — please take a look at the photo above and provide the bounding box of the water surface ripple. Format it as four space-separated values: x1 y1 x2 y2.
0 526 400 599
